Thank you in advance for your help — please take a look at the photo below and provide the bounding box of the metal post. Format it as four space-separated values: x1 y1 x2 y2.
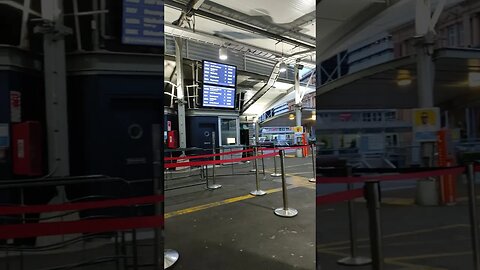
250 147 266 196
231 151 234 175
152 124 179 269
274 150 298 217
250 145 257 172
309 143 316 183
208 132 221 189
175 37 187 149
40 0 71 177
271 148 281 177
338 168 371 266
261 148 266 179
294 64 303 158
467 163 480 270
365 181 384 270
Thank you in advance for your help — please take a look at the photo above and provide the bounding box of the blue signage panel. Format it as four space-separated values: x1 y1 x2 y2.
122 0 164 46
203 61 236 88
203 85 236 109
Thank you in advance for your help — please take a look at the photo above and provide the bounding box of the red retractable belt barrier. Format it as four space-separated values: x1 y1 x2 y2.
316 189 364 205
164 151 278 169
0 216 164 239
316 166 466 205
316 167 465 184
0 195 164 239
258 145 309 152
0 195 164 215
164 148 253 161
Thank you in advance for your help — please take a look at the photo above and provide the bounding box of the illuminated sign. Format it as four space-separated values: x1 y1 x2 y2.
122 0 164 46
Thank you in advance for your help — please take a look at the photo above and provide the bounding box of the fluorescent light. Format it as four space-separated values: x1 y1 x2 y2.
279 62 287 73
469 72 480 87
397 79 412 86
219 47 228 60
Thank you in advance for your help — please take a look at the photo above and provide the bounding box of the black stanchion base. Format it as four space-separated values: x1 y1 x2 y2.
164 249 179 269
337 256 372 266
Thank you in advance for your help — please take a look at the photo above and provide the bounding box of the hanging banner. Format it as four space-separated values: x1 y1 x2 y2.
412 107 440 142
10 91 21 123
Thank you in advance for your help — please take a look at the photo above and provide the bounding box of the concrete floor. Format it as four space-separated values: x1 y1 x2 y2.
317 177 476 270
165 155 316 270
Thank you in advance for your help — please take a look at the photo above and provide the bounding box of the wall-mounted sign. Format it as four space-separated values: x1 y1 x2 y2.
293 126 304 133
122 0 164 46
10 91 21 123
412 107 440 142
261 127 294 134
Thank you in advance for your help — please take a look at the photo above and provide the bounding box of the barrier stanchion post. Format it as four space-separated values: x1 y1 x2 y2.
365 181 384 270
208 132 222 190
271 149 281 177
231 151 234 175
309 143 316 183
338 167 371 266
204 165 209 189
250 147 266 196
152 124 178 269
467 163 480 270
261 148 266 179
250 145 257 172
274 149 298 217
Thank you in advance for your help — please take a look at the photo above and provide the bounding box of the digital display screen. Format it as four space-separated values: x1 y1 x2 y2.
203 85 236 109
203 61 236 88
122 0 164 46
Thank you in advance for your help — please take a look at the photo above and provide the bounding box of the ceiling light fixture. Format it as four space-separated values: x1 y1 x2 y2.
397 79 412 86
289 113 294 120
279 62 287 73
219 47 228 60
396 69 412 86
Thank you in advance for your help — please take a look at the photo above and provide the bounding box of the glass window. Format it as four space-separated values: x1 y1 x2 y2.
220 118 238 145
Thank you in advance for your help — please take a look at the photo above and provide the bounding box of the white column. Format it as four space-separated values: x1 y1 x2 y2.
175 37 187 149
294 64 303 157
41 0 70 176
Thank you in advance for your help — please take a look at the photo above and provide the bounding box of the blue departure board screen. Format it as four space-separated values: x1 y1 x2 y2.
203 61 237 88
122 0 164 46
203 85 236 109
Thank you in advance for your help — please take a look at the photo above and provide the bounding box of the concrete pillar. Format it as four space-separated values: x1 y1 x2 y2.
415 0 439 206
175 37 187 149
41 0 70 176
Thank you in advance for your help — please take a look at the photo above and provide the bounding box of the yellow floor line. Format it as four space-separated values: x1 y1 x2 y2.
388 251 472 261
165 187 283 219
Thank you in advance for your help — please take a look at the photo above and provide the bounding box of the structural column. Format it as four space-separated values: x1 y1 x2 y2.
414 0 440 205
294 64 303 157
175 37 187 149
41 0 70 176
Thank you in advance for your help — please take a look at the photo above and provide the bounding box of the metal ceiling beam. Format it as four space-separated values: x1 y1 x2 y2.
317 1 399 60
165 24 316 68
240 62 282 114
165 0 315 50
